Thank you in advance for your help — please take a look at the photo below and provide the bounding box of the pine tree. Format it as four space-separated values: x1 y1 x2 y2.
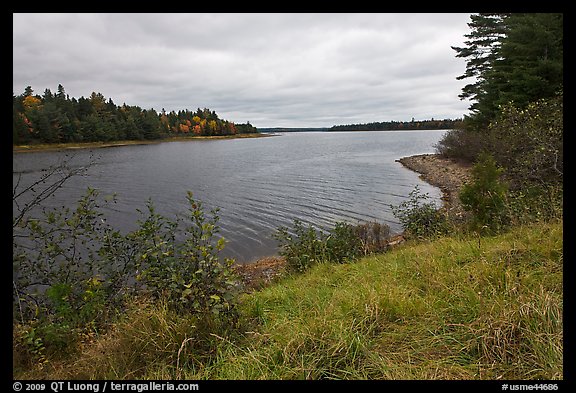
451 13 509 127
486 13 563 111
56 84 66 100
452 13 563 128
23 86 34 97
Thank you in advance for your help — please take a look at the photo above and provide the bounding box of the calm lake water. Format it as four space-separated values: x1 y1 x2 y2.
13 130 447 263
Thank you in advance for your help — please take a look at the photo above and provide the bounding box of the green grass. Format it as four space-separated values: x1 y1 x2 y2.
14 220 563 380
200 220 563 380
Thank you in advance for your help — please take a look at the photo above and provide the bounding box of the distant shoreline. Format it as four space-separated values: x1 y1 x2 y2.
12 133 270 153
258 128 454 133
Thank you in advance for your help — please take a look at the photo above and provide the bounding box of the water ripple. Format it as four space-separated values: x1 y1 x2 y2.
13 130 447 263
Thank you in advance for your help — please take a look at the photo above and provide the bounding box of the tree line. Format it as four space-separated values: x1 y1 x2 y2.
437 13 563 187
12 85 258 145
330 118 462 132
451 13 563 129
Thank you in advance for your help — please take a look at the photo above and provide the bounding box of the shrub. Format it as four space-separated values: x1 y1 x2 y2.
274 219 327 273
435 127 487 162
13 188 123 328
436 92 563 188
505 183 563 226
354 221 391 255
274 219 387 273
134 192 241 320
325 222 364 264
13 188 241 360
391 186 449 240
459 153 510 234
485 94 563 187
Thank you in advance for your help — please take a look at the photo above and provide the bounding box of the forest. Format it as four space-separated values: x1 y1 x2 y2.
330 118 461 132
436 12 563 187
12 85 258 145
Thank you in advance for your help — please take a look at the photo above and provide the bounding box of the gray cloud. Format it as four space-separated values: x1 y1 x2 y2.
13 13 472 128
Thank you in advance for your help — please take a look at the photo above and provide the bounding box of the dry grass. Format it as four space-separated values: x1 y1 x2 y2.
13 220 562 380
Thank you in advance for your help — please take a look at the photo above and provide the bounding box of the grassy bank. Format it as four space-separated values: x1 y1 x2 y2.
15 220 562 380
12 133 269 153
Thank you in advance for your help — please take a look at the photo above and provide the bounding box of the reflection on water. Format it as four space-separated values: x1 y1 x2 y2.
13 130 446 263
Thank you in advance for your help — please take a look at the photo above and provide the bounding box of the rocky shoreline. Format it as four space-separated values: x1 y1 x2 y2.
397 153 472 222
235 153 474 290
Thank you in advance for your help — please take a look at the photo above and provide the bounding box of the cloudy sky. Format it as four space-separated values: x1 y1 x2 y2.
13 13 473 128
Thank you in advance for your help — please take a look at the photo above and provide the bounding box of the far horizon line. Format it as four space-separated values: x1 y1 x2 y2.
256 117 464 130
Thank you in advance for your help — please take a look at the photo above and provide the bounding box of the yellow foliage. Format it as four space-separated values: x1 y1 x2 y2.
23 95 41 110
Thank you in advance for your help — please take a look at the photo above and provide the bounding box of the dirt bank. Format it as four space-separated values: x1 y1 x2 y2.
233 256 287 292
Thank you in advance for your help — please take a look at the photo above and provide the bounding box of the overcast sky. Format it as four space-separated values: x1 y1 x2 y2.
13 13 473 128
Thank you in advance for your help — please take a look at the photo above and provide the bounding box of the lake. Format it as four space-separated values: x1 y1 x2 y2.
13 130 447 264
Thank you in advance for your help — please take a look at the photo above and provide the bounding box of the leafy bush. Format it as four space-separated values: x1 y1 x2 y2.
13 188 123 327
459 153 510 234
274 220 327 273
434 127 487 162
436 92 563 188
504 183 563 226
134 192 241 319
13 188 241 359
274 219 388 273
325 222 364 264
485 93 563 187
391 186 449 240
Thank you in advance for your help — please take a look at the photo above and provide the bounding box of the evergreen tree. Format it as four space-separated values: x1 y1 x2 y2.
452 13 563 128
56 84 66 100
438 13 564 180
24 86 34 97
43 88 54 102
451 13 509 127
13 102 30 144
77 97 94 118
486 13 563 111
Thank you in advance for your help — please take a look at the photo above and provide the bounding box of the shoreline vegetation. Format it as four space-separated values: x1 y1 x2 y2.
13 85 259 147
12 133 270 153
235 153 473 290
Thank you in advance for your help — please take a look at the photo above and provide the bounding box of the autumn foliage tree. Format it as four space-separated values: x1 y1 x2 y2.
13 85 257 145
